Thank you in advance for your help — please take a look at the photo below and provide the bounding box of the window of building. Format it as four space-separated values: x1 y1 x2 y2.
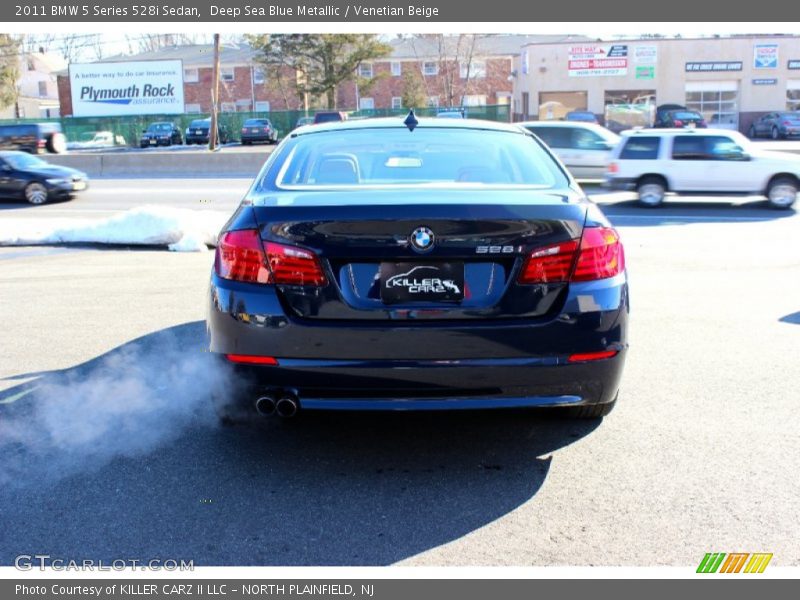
787 80 800 111
358 63 373 78
184 103 202 114
236 99 251 111
184 68 199 83
423 61 438 76
462 95 487 107
427 96 440 107
391 61 402 77
220 102 236 113
685 81 739 130
37 81 47 98
359 97 375 110
253 68 265 84
460 60 486 79
220 67 235 82
391 97 403 109
255 101 271 112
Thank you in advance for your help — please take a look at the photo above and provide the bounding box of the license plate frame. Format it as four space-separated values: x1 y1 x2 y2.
379 262 465 305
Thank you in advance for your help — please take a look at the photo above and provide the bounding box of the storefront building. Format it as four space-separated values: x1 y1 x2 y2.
512 35 800 133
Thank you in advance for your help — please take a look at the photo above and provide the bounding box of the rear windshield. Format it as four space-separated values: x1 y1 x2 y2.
672 111 702 119
189 120 209 128
619 136 660 159
148 123 172 131
244 119 269 126
3 153 47 170
269 127 569 188
314 113 343 123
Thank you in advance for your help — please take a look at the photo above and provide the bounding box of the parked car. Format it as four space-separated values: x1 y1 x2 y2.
139 122 183 147
185 119 230 145
519 121 620 179
565 110 599 124
67 131 126 150
312 111 347 125
208 117 628 422
605 128 799 209
240 118 279 145
654 104 687 127
436 109 466 119
0 122 66 154
748 112 800 139
656 109 707 129
0 151 88 205
294 116 315 129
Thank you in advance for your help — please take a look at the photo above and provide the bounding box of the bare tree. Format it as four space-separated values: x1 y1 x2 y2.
410 34 485 108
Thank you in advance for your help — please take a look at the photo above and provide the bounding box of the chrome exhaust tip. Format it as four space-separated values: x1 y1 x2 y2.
275 395 299 418
255 395 277 417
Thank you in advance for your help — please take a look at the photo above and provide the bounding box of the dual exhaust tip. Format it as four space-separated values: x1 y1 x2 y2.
255 393 299 418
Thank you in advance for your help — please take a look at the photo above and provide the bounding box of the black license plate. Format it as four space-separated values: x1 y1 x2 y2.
380 262 464 304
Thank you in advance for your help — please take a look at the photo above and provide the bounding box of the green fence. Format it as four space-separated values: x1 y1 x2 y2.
0 104 511 147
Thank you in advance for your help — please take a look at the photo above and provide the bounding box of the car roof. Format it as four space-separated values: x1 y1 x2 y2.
291 116 531 137
0 151 30 158
620 127 740 137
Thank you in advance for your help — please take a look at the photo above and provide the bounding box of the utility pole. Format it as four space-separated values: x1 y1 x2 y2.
209 33 220 151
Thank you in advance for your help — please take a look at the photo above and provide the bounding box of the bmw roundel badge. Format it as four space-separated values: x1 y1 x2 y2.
410 226 435 253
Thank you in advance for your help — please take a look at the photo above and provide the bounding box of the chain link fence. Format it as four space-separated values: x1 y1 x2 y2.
0 104 512 148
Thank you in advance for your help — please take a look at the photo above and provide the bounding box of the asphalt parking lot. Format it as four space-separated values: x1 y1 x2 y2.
0 181 798 566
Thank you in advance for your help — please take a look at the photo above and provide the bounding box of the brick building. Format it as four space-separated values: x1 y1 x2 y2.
56 35 586 116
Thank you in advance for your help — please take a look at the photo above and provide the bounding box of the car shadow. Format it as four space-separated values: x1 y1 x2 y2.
0 321 601 566
593 196 797 226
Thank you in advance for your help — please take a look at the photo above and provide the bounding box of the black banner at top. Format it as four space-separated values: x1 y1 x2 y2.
5 0 800 21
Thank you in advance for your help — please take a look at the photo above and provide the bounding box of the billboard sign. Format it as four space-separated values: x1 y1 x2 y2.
568 44 628 77
685 61 743 72
754 44 779 69
69 60 184 117
634 45 658 64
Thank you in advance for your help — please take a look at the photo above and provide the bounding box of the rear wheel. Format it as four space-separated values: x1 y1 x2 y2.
766 176 798 209
24 182 49 205
771 126 781 140
636 176 666 207
748 125 757 139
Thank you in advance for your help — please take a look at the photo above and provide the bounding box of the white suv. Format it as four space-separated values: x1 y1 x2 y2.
605 128 799 209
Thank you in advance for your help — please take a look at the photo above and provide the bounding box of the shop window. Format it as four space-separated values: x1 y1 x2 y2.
685 84 739 129
539 91 588 121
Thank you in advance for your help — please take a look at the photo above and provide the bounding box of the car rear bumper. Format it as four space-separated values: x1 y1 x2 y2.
208 272 629 411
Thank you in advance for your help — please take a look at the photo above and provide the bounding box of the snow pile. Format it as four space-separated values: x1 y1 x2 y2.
0 206 230 252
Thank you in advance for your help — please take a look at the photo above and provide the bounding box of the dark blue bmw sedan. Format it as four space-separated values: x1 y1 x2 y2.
207 116 628 420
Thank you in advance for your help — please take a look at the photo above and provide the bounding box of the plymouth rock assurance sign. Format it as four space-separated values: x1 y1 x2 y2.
69 60 185 117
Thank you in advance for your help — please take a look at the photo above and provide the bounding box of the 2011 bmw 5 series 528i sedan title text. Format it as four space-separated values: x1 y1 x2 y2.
207 115 628 421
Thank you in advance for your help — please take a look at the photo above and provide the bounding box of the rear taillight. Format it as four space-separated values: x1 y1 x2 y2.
571 227 625 282
607 162 619 174
37 139 45 148
241 128 247 133
518 240 579 284
782 120 792 126
215 230 272 284
263 127 270 132
264 242 327 286
674 119 683 127
214 229 327 286
517 226 624 284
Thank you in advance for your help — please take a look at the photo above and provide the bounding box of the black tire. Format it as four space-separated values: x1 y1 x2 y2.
766 176 798 209
748 125 757 139
46 132 67 154
242 140 251 146
636 176 667 208
772 126 781 140
565 399 617 419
